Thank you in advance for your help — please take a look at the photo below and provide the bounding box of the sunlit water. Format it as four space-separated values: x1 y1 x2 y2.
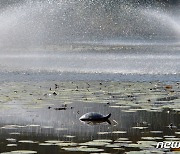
0 44 180 78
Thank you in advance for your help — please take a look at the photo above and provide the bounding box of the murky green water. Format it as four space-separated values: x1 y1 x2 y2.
0 81 179 153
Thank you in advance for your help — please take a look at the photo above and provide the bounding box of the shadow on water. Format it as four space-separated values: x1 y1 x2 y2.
0 81 179 153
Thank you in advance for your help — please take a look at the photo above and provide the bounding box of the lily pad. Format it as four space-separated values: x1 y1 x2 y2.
9 132 21 135
55 128 68 131
9 150 37 154
105 143 123 148
141 137 162 140
132 127 148 130
150 131 163 134
56 142 78 147
80 141 109 147
137 141 157 149
64 135 75 138
112 131 127 134
116 138 130 141
6 138 16 142
39 143 55 146
41 126 54 129
27 125 40 127
97 132 110 135
93 139 113 143
165 137 180 141
45 140 63 144
7 144 17 147
18 140 37 144
62 146 104 152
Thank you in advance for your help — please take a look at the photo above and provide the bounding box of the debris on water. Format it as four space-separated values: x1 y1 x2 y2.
165 85 173 89
156 96 178 101
55 84 59 89
167 123 177 129
48 106 52 109
53 92 57 96
54 107 66 110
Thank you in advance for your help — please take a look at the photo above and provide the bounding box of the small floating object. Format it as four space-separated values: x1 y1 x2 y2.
53 92 57 96
79 112 111 121
165 85 172 89
54 107 67 110
167 123 177 129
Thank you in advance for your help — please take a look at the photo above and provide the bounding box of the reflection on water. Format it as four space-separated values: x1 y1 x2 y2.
0 81 179 153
